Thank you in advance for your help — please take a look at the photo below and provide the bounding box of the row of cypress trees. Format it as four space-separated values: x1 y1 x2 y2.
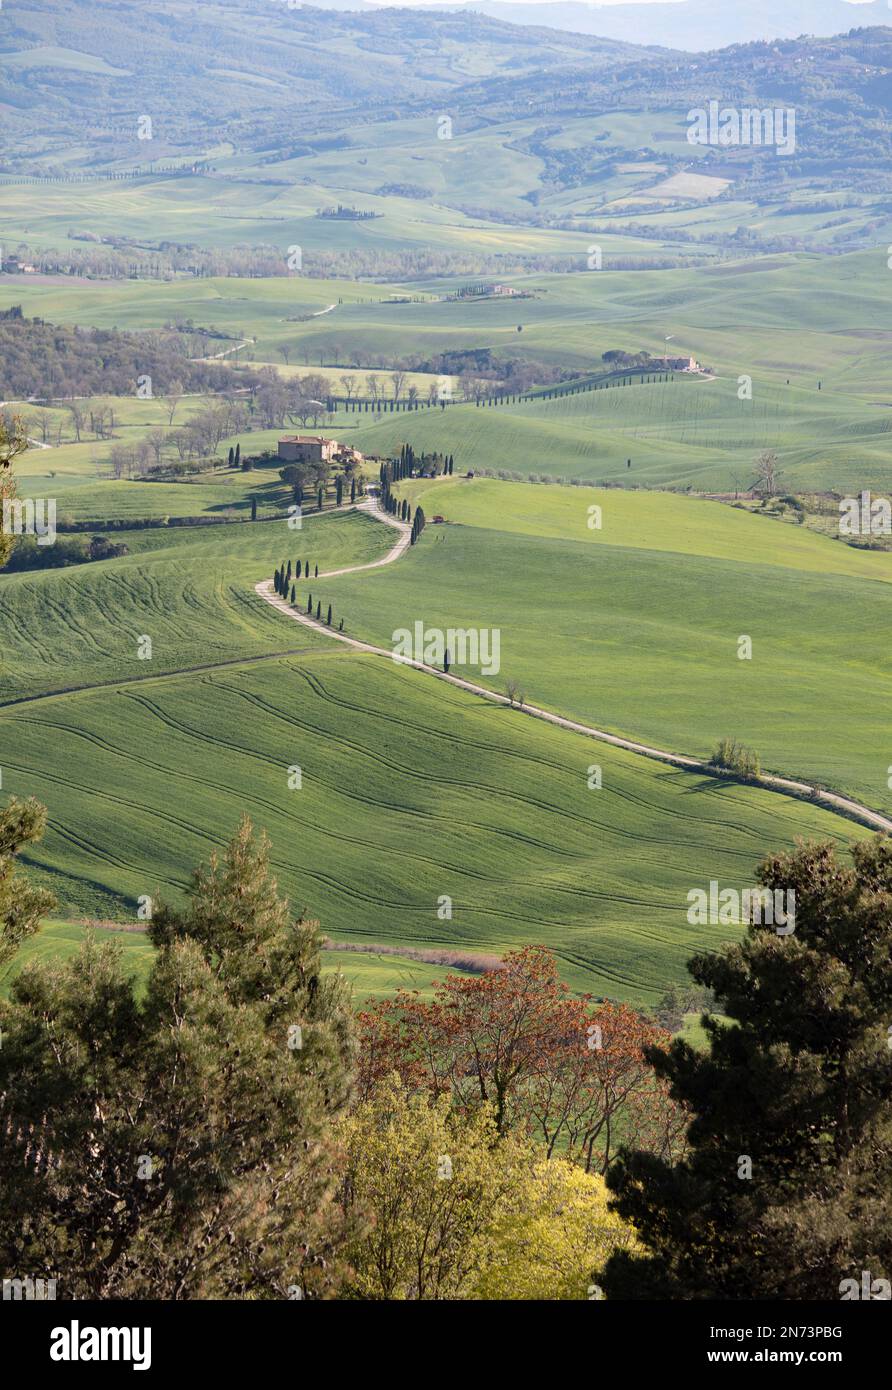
274 559 319 595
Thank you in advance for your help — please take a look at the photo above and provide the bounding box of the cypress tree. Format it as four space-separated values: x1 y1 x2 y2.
228 446 234 467
251 497 257 521
314 564 318 578
315 601 321 621
307 593 313 613
326 604 332 626
317 487 323 511
290 584 296 604
235 442 240 467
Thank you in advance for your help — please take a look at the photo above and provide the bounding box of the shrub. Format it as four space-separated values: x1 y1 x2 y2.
709 737 761 780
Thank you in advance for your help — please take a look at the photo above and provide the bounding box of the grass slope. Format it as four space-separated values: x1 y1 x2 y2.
315 480 892 816
0 648 860 1003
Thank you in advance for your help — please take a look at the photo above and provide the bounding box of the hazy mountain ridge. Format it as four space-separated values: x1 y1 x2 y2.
385 0 892 53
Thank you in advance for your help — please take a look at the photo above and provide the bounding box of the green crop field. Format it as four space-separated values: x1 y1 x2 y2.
312 480 892 819
0 645 860 1003
0 508 388 701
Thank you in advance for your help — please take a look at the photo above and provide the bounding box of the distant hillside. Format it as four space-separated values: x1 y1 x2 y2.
389 0 890 53
2 0 655 169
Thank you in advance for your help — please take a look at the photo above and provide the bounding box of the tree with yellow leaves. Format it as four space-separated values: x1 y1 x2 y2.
472 1158 638 1301
337 1076 637 1300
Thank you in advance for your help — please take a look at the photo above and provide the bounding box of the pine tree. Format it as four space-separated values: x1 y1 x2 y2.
604 836 892 1301
0 796 56 971
0 817 355 1298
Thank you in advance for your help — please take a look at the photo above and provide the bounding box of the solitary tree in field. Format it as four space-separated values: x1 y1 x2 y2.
604 836 892 1300
753 449 781 497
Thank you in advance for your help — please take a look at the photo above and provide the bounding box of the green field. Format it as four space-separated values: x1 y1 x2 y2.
311 480 892 818
0 508 387 702
5 250 892 494
0 645 860 1003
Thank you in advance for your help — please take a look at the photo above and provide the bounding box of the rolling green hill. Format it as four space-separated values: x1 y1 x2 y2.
312 481 892 818
0 644 860 1003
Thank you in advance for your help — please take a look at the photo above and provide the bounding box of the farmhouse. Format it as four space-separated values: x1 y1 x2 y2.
663 354 700 372
278 436 363 467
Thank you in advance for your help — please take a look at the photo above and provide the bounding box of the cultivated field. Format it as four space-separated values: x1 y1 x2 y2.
313 480 892 818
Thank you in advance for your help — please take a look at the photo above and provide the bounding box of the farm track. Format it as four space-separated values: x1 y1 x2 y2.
257 495 892 838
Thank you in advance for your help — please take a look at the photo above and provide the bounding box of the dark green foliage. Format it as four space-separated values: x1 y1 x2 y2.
0 818 355 1298
604 836 892 1301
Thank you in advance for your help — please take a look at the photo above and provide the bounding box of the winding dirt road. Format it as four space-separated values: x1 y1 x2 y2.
257 495 892 836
